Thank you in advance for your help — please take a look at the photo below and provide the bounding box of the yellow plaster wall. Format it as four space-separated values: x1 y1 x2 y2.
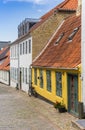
32 67 82 109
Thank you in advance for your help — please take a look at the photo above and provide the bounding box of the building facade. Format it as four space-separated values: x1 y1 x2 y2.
10 0 79 94
32 15 81 117
10 18 38 93
30 0 78 60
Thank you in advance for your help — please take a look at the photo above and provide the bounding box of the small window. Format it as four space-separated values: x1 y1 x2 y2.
23 42 25 54
55 33 64 45
20 44 22 55
34 69 37 85
26 41 27 54
39 69 43 88
46 70 51 92
56 72 62 97
68 27 79 41
29 40 31 53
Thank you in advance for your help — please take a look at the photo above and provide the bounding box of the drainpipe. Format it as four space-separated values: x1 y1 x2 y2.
18 43 20 89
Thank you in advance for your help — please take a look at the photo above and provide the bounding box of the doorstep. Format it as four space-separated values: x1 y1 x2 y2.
72 119 85 130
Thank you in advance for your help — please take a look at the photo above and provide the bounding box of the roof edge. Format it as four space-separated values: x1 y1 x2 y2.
31 65 78 70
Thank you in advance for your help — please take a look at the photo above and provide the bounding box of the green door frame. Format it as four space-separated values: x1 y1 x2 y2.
67 73 79 116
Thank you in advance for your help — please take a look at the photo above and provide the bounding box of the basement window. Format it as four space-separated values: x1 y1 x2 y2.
55 33 64 45
68 27 79 41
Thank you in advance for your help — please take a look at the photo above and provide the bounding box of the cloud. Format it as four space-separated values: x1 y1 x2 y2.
3 0 49 4
37 9 42 12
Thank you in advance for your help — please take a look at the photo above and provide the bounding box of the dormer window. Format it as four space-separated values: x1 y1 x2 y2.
68 27 79 41
55 33 64 45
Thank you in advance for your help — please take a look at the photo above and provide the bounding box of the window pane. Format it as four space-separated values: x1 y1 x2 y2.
26 41 27 54
34 69 37 85
39 69 43 88
23 42 24 54
29 40 31 53
20 44 22 55
46 70 51 92
56 72 62 97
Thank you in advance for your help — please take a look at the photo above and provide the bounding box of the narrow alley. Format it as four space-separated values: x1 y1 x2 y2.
0 83 77 130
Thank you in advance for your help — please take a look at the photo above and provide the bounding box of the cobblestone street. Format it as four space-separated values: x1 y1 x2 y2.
0 83 78 130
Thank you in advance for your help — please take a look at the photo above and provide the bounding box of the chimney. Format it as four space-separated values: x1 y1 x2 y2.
81 0 85 109
76 0 81 16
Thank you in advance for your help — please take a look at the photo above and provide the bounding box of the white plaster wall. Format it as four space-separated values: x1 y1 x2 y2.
19 55 31 93
0 70 10 85
10 80 17 88
10 59 18 88
21 83 29 93
10 59 18 68
20 54 32 67
19 37 32 93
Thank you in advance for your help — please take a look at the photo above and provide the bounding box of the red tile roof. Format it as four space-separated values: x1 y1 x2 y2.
30 0 78 32
59 0 78 11
0 47 10 71
32 15 81 69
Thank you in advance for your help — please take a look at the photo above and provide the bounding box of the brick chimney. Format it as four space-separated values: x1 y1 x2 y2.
76 0 81 16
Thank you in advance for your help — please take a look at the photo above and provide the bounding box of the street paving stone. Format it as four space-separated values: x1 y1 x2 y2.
0 83 78 130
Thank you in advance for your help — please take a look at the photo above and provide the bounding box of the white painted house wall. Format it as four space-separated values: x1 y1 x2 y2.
10 44 19 88
10 37 32 93
19 37 32 93
0 70 10 85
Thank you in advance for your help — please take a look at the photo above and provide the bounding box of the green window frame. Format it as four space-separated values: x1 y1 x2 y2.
39 69 43 88
34 69 37 85
56 72 62 97
46 70 51 92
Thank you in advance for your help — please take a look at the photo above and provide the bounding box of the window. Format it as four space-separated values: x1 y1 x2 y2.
34 69 37 85
55 33 64 45
20 44 22 55
39 69 43 88
29 39 31 53
56 72 62 97
23 42 25 54
24 68 27 84
27 68 29 83
46 70 51 92
68 27 79 41
26 41 28 54
16 44 18 58
23 68 24 83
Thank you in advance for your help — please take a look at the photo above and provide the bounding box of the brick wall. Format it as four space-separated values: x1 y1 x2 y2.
31 12 75 60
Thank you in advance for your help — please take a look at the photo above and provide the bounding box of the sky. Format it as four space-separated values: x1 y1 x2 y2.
0 0 63 42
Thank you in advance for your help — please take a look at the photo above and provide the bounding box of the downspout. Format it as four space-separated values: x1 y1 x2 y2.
18 43 20 89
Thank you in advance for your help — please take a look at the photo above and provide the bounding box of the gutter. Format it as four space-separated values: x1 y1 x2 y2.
31 65 79 71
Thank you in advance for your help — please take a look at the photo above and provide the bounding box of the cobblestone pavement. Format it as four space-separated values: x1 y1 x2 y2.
0 83 78 130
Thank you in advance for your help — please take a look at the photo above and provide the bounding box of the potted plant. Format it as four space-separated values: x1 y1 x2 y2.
54 101 67 113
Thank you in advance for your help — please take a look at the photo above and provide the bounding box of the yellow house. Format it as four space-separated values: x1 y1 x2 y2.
32 15 81 117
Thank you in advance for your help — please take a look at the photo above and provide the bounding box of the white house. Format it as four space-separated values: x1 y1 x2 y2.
10 18 39 93
19 37 32 92
10 36 32 93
